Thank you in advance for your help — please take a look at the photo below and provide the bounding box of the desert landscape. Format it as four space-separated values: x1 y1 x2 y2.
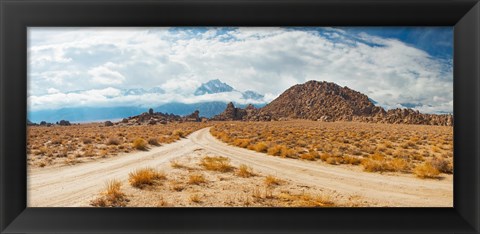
27 27 453 207
27 81 453 208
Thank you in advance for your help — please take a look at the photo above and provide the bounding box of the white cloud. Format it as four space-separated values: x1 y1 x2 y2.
27 27 453 114
47 88 59 94
88 65 125 85
160 77 201 95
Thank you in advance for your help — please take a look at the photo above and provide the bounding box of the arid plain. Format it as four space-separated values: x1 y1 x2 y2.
28 120 452 207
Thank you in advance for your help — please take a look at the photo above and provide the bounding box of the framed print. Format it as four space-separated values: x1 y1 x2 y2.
1 0 479 233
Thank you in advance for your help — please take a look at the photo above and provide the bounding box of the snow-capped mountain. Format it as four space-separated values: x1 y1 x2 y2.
194 79 264 101
194 79 234 95
242 90 265 100
122 87 164 96
28 80 267 123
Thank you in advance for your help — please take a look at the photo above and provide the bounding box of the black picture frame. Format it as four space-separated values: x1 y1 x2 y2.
1 0 479 233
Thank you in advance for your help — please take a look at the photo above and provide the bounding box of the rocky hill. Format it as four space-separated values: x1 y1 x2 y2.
114 109 203 126
212 80 453 126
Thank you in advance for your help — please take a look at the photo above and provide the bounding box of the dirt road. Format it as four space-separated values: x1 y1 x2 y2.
28 127 453 207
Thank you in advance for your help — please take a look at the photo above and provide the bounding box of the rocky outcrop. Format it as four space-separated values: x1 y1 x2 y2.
58 120 71 126
183 110 201 122
212 80 453 126
256 80 385 121
117 108 202 126
212 102 248 121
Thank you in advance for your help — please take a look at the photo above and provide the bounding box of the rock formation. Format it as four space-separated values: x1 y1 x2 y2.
212 80 453 126
212 102 248 121
117 109 202 126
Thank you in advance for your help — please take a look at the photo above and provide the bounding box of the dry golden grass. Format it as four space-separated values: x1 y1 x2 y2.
27 122 211 168
275 192 334 207
237 164 255 178
429 157 453 174
90 179 129 207
414 162 440 179
147 138 160 146
169 181 185 192
189 193 202 203
188 173 207 185
252 142 268 153
200 156 233 172
106 137 121 145
211 120 453 177
128 168 166 188
264 175 282 187
156 196 170 207
132 138 148 151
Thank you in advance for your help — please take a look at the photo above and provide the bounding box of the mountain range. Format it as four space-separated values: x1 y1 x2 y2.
28 79 266 123
28 79 453 126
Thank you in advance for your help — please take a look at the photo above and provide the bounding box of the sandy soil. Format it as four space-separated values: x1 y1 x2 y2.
28 127 453 207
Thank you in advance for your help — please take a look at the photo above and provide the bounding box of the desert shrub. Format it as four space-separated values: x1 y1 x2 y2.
51 138 63 145
413 162 440 179
371 152 385 161
200 156 233 172
82 138 93 144
343 155 362 165
264 175 282 187
106 137 120 145
300 152 317 161
267 145 283 156
237 164 255 178
90 180 129 207
267 144 294 158
276 192 334 207
320 153 333 162
326 156 344 165
189 194 202 203
233 139 251 148
389 158 409 172
253 142 269 153
170 181 185 192
431 146 442 153
188 174 206 185
128 168 166 188
429 157 453 174
172 130 186 138
132 138 148 150
361 158 393 172
281 148 297 158
148 138 160 146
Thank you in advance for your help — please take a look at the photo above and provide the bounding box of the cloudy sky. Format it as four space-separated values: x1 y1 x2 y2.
27 27 453 114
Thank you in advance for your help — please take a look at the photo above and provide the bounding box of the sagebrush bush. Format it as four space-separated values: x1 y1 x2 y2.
253 142 269 153
429 157 453 174
148 138 160 146
200 156 233 172
172 130 185 138
233 139 251 148
361 158 390 172
414 162 440 179
237 164 255 178
264 175 282 187
389 158 409 172
90 179 129 207
188 174 206 185
128 168 166 188
132 138 148 150
106 137 120 145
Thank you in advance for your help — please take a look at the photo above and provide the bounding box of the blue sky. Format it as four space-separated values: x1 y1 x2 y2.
27 27 453 114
